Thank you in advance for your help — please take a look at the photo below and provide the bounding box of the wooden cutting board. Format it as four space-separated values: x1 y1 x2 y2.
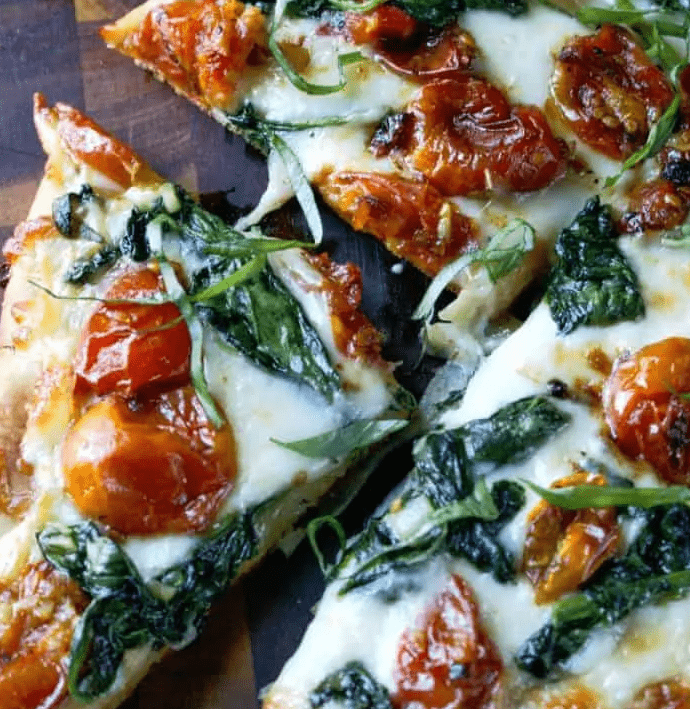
0 1 430 707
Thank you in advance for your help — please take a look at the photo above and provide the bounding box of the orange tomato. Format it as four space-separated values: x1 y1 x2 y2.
552 25 674 160
522 472 621 604
631 678 690 709
393 575 502 709
0 561 87 709
603 337 690 484
63 388 236 535
75 266 191 397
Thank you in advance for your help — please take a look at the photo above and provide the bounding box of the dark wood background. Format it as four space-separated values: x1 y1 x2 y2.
0 1 435 706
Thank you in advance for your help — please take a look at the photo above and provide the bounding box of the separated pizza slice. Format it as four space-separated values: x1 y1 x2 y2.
262 196 690 709
0 94 410 709
101 0 689 346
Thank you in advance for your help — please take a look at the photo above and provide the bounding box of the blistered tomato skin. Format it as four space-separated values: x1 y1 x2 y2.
620 179 690 234
316 171 478 276
552 24 675 160
604 337 690 485
75 266 191 397
102 0 268 110
0 561 87 709
395 77 568 196
63 388 237 535
394 575 502 709
522 472 621 604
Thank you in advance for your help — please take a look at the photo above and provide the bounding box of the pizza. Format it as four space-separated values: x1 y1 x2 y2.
0 94 407 709
100 0 690 344
263 196 690 709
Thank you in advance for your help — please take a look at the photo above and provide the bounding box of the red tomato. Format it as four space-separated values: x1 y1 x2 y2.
620 179 689 234
0 561 87 709
316 170 478 276
522 472 621 604
75 266 191 397
339 6 420 45
63 387 237 535
631 678 690 709
603 337 690 485
552 25 675 160
393 575 502 709
394 76 567 196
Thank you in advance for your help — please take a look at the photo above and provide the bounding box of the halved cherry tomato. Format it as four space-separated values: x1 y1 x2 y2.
551 25 674 160
75 266 191 397
316 170 478 276
333 7 476 79
393 575 502 709
63 387 237 535
102 0 268 109
0 561 87 709
522 472 621 604
603 337 690 485
631 678 690 709
393 76 567 196
620 179 689 234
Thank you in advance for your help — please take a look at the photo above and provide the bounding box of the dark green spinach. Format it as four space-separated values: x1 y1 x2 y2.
545 198 645 334
516 504 690 678
65 245 121 285
37 512 257 700
310 661 393 709
52 185 98 240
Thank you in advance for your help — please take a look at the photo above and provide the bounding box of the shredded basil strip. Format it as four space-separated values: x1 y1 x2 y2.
271 418 409 458
157 258 226 428
268 32 364 96
606 93 682 186
523 480 690 509
413 219 535 323
307 516 349 576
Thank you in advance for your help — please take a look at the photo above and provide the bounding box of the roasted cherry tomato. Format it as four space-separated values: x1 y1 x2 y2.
604 338 690 485
305 253 385 366
334 8 476 79
631 678 690 709
316 170 478 276
101 0 268 109
389 76 567 196
393 575 502 709
63 387 237 535
0 561 87 709
522 472 621 604
552 25 674 160
620 179 689 234
75 266 191 397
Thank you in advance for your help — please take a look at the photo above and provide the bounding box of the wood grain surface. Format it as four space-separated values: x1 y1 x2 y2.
0 1 428 706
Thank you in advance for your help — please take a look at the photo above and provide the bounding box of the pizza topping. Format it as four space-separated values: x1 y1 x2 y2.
311 661 393 708
100 0 268 111
304 253 386 365
0 561 87 709
62 388 236 535
620 179 690 233
316 170 479 276
631 678 690 709
3 217 60 265
604 337 690 485
33 94 161 189
336 8 476 78
393 574 503 709
551 25 675 160
75 266 191 397
545 197 644 335
517 503 690 679
385 76 568 196
522 471 621 604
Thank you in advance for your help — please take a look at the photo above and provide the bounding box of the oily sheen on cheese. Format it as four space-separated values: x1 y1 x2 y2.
262 227 690 709
0 96 403 709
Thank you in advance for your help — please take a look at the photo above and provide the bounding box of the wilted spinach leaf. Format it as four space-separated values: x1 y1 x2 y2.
545 198 645 334
310 661 393 709
64 245 121 285
37 513 257 700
